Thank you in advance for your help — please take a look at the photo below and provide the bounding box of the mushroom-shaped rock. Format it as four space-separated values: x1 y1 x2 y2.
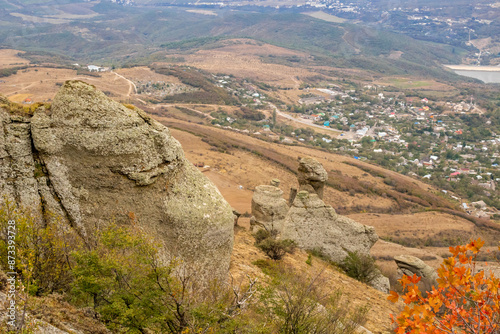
298 157 328 199
250 185 289 232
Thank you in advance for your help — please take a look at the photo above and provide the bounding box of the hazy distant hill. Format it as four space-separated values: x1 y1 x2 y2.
0 0 466 80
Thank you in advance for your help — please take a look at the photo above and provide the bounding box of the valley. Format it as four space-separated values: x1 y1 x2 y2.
0 1 500 331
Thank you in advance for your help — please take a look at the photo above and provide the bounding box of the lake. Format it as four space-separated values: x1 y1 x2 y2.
454 70 500 83
443 65 500 83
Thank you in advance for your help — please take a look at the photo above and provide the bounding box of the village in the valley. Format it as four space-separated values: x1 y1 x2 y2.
14 60 500 221
198 74 500 220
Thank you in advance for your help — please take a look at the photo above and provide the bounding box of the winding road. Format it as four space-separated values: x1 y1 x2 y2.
112 71 137 95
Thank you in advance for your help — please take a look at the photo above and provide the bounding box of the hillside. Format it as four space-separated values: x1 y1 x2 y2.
0 1 469 81
1 78 499 332
157 117 500 273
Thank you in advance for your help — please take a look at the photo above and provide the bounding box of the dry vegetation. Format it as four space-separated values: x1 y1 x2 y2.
160 117 500 311
158 39 316 89
116 66 183 84
4 46 500 332
0 67 131 102
0 49 29 69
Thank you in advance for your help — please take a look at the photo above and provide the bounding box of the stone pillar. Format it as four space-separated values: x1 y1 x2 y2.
297 157 328 199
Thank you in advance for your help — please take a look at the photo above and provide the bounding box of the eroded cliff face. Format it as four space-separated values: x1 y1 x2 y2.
0 81 234 281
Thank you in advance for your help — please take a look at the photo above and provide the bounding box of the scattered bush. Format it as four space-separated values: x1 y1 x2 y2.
0 66 28 78
339 251 379 284
257 261 369 334
0 199 80 295
253 229 296 260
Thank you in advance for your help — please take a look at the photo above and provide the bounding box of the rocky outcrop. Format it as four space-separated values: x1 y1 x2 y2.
253 157 388 292
0 82 234 282
250 184 289 232
0 109 42 215
281 191 378 263
297 157 328 199
395 255 438 288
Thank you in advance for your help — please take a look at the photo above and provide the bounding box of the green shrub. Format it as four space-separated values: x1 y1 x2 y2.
253 229 296 260
339 251 378 284
0 198 80 295
253 228 272 244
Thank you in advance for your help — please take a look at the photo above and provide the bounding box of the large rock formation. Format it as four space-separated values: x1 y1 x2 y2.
0 81 234 281
281 191 378 263
297 157 328 199
257 157 388 292
250 184 289 232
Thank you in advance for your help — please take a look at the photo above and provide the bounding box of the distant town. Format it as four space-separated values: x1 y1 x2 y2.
183 73 500 220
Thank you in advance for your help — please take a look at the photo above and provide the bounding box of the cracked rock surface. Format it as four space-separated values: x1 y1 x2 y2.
0 81 234 282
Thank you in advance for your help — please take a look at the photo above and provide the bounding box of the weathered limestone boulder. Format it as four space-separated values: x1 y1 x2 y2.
281 191 378 263
395 255 438 288
250 185 289 232
0 108 42 215
1 81 234 282
297 157 328 199
281 190 387 292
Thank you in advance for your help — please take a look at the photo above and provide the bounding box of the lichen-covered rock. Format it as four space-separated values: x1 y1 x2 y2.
0 81 234 282
297 157 328 199
395 255 438 287
250 185 289 232
0 108 42 215
281 191 378 263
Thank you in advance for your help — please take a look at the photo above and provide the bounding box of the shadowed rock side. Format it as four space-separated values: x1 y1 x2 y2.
0 82 234 282
0 110 42 215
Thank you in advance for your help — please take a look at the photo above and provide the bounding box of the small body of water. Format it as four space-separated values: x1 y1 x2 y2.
453 70 500 83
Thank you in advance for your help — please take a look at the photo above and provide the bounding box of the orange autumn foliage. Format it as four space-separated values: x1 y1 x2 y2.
389 238 500 334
